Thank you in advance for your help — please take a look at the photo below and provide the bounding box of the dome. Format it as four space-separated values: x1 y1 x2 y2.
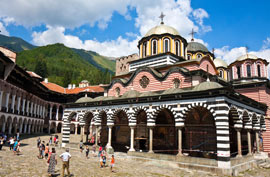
214 58 228 68
144 24 180 37
187 42 209 53
75 96 93 103
236 54 258 61
193 81 223 91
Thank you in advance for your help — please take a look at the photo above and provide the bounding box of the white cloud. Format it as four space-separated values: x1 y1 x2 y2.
0 22 9 36
262 37 270 50
192 8 212 33
32 26 139 57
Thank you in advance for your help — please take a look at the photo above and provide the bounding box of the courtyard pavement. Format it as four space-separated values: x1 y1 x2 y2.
0 133 270 177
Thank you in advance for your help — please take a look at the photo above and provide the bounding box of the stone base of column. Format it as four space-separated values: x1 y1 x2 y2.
106 145 114 154
129 148 135 152
177 152 183 156
148 150 154 153
236 154 242 158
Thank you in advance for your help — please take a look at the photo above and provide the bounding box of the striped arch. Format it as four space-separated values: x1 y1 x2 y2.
111 108 129 122
229 106 242 128
151 104 177 124
179 102 216 122
242 110 252 129
96 109 108 125
80 111 94 125
132 106 150 124
63 111 77 122
252 113 260 130
259 115 266 131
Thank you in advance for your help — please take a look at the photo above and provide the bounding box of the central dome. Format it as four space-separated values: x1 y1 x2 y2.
144 24 180 37
187 42 209 53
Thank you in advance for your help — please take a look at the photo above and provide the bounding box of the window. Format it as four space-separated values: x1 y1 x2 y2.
257 65 261 77
246 65 251 77
219 70 223 78
175 40 180 56
115 87 120 97
139 76 150 88
173 78 180 88
197 54 202 59
187 54 191 60
237 66 241 78
163 38 170 53
143 42 147 57
152 39 157 55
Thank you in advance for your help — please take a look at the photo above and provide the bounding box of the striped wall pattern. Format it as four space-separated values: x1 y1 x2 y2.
61 97 266 168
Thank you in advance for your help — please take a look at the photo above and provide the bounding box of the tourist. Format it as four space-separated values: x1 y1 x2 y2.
37 137 41 148
79 140 83 153
99 155 103 168
9 137 14 151
98 146 102 157
55 136 59 146
16 132 20 140
92 144 96 156
0 137 3 150
49 136 52 145
102 155 106 167
13 139 18 155
47 148 57 177
3 134 7 145
41 141 46 158
16 140 21 155
45 143 50 159
85 145 89 159
54 136 56 146
60 148 71 177
110 155 115 172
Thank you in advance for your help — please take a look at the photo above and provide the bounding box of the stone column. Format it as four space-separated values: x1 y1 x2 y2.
19 123 23 134
177 127 183 156
2 121 6 133
49 107 52 120
129 126 135 152
17 97 21 114
0 91 3 111
148 127 154 153
8 122 12 134
236 129 242 157
255 131 260 153
107 125 113 148
14 123 17 134
95 126 99 146
81 125 85 142
30 102 33 116
247 130 252 155
24 124 27 134
56 107 59 120
11 94 16 113
55 123 58 133
26 101 30 116
28 124 31 134
48 122 51 134
22 99 26 115
5 93 10 112
75 124 78 135
34 104 37 117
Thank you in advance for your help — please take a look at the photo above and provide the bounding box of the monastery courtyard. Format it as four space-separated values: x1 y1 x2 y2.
0 134 269 177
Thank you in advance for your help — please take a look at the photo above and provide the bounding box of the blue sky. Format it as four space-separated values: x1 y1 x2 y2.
0 0 269 63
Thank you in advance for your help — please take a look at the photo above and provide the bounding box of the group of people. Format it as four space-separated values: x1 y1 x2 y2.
80 141 115 172
0 133 21 155
37 137 72 177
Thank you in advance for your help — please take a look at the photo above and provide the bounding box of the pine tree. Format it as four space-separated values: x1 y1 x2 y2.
34 59 47 78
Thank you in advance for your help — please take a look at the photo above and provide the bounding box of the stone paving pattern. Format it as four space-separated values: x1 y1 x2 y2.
0 134 270 177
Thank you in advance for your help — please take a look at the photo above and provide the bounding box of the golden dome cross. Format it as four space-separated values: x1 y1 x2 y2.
189 28 197 41
159 12 165 24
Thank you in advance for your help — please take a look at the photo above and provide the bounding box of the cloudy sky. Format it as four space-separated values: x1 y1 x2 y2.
0 0 269 65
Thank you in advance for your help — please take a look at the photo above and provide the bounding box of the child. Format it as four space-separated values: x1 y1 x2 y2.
85 145 89 159
100 155 103 168
110 155 115 172
45 143 49 159
79 140 83 153
102 155 106 167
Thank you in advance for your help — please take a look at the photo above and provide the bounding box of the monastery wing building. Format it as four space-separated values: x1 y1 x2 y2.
62 20 269 174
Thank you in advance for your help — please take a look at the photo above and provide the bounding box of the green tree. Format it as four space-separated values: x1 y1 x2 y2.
34 59 47 78
63 70 73 87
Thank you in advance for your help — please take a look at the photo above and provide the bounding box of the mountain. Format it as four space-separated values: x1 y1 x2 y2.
72 48 115 73
0 34 36 52
16 43 112 87
0 34 116 86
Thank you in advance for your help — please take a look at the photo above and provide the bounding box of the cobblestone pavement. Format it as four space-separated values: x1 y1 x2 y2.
0 134 270 177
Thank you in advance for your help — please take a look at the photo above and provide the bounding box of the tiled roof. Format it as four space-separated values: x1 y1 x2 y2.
41 81 104 94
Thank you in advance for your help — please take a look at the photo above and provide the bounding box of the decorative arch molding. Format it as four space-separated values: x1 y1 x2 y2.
242 110 252 129
111 108 130 122
129 106 150 126
179 102 216 121
80 111 94 125
252 113 260 130
260 115 266 131
151 104 177 121
229 106 243 128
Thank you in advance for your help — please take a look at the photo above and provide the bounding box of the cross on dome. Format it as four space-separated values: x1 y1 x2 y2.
159 12 165 24
189 28 197 41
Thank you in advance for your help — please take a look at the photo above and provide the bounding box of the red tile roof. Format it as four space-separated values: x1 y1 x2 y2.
41 81 104 94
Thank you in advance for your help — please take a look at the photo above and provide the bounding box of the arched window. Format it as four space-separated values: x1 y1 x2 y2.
246 65 251 77
257 65 261 77
187 54 191 60
237 66 241 79
152 39 158 55
143 42 147 57
219 69 223 78
175 40 180 56
173 78 180 88
197 54 202 59
163 38 170 53
115 87 120 97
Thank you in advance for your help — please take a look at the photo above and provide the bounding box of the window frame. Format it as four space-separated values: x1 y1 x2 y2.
151 39 158 55
163 38 170 53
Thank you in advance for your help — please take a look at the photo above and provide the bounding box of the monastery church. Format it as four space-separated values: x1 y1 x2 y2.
62 15 270 173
